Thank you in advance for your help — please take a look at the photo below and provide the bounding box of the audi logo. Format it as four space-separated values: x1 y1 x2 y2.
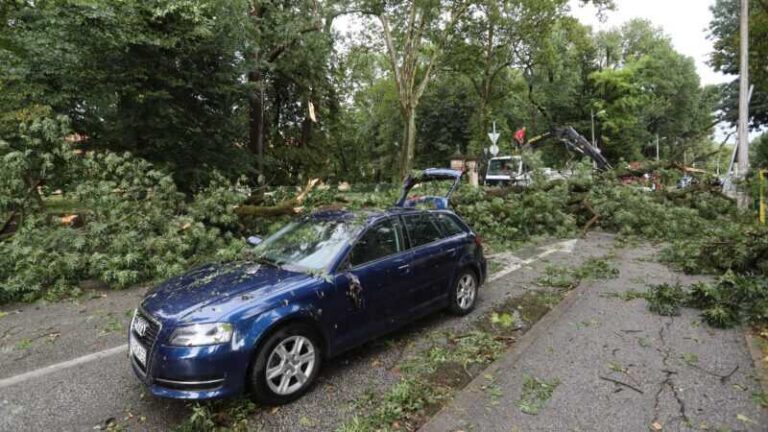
133 317 149 337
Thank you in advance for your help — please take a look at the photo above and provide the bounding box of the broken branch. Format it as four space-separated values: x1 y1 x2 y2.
235 178 319 218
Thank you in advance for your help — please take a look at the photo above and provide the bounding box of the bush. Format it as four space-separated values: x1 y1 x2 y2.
0 152 247 303
645 283 687 316
454 181 578 249
661 225 768 275
644 273 768 328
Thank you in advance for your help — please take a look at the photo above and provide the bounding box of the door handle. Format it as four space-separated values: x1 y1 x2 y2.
397 264 410 270
440 248 458 258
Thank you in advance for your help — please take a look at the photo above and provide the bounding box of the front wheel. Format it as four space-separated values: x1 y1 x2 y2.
249 323 322 405
448 270 478 315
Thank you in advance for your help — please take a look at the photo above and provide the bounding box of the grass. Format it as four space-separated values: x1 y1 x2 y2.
537 257 619 290
516 375 560 415
336 290 570 432
100 313 124 335
752 391 768 408
602 289 647 301
339 330 507 431
681 352 699 365
15 338 32 350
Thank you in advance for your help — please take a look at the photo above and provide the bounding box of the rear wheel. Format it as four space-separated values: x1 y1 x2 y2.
448 270 478 315
249 323 322 404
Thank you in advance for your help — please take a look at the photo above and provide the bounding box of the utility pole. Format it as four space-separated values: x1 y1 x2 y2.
591 109 596 147
655 134 659 161
737 0 749 177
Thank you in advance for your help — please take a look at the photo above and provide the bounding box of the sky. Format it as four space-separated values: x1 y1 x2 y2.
568 0 750 142
568 0 731 86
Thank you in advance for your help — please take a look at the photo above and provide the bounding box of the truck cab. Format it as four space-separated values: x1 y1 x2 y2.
484 156 529 187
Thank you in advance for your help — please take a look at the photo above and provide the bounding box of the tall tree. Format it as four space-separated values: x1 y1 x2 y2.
247 1 361 182
591 20 715 161
709 0 768 128
1 0 254 190
362 0 471 180
445 0 567 154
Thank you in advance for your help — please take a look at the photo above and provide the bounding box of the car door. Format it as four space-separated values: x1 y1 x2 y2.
401 213 455 310
331 217 411 349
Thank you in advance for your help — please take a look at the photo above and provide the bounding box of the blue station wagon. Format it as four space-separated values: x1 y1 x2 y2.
129 169 487 404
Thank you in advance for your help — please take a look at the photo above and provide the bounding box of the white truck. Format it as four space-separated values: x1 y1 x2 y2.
484 156 568 187
484 126 610 187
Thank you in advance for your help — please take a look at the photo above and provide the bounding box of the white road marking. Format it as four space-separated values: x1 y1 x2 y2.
0 239 578 390
488 239 577 283
0 344 127 390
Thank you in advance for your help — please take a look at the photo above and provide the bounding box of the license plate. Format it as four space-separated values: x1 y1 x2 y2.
130 335 147 367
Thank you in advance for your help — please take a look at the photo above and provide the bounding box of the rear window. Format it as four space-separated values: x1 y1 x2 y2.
403 214 443 247
434 213 466 237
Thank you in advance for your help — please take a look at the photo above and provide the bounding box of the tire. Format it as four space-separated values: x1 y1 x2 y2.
249 323 322 405
448 269 478 315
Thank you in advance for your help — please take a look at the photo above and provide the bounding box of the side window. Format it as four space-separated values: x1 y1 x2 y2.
350 219 401 267
403 214 443 248
435 214 466 237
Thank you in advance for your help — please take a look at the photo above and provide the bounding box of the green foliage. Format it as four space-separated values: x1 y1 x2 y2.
645 283 687 316
517 375 560 415
661 224 768 275
174 398 256 432
644 273 768 328
454 178 578 249
591 19 715 162
0 150 247 303
709 0 768 128
751 133 768 169
1 0 254 190
0 114 75 219
491 311 517 328
690 273 768 328
339 328 507 431
539 266 580 289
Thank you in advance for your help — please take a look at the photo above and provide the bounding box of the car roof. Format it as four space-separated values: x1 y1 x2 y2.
309 207 453 225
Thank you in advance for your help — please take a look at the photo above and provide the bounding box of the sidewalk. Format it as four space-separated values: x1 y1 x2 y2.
420 243 767 432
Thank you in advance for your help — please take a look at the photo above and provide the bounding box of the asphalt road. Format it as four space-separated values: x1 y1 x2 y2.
421 243 768 432
0 234 621 431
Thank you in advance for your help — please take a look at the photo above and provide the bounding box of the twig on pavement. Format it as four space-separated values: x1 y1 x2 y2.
599 375 644 394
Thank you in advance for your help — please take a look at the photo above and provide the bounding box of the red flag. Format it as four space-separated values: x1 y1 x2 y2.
514 127 526 145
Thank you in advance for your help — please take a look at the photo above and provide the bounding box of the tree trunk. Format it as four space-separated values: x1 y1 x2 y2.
248 68 265 177
398 108 417 181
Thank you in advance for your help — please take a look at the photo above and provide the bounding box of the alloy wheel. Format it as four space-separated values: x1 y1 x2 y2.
456 273 477 310
265 335 316 396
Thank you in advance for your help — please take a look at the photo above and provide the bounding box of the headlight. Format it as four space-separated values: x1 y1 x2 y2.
169 323 233 347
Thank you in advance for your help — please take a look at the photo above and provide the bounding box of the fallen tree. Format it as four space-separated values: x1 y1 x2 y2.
234 178 320 218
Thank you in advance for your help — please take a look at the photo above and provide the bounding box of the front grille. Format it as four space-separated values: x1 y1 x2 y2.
133 309 161 348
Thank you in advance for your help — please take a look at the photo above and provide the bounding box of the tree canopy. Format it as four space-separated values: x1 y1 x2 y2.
0 0 724 188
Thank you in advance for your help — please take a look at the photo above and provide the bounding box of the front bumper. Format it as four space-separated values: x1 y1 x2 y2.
130 340 250 400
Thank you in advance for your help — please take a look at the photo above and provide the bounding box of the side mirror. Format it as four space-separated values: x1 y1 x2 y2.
246 235 263 246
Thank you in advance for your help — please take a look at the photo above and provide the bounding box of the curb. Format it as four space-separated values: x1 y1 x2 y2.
419 278 590 432
745 330 768 395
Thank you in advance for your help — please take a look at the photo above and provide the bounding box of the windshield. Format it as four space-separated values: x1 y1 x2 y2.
253 218 362 272
488 159 519 175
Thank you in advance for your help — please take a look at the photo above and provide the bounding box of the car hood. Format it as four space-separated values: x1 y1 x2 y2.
141 261 313 322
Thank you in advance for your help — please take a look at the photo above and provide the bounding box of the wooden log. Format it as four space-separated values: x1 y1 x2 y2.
234 178 319 218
